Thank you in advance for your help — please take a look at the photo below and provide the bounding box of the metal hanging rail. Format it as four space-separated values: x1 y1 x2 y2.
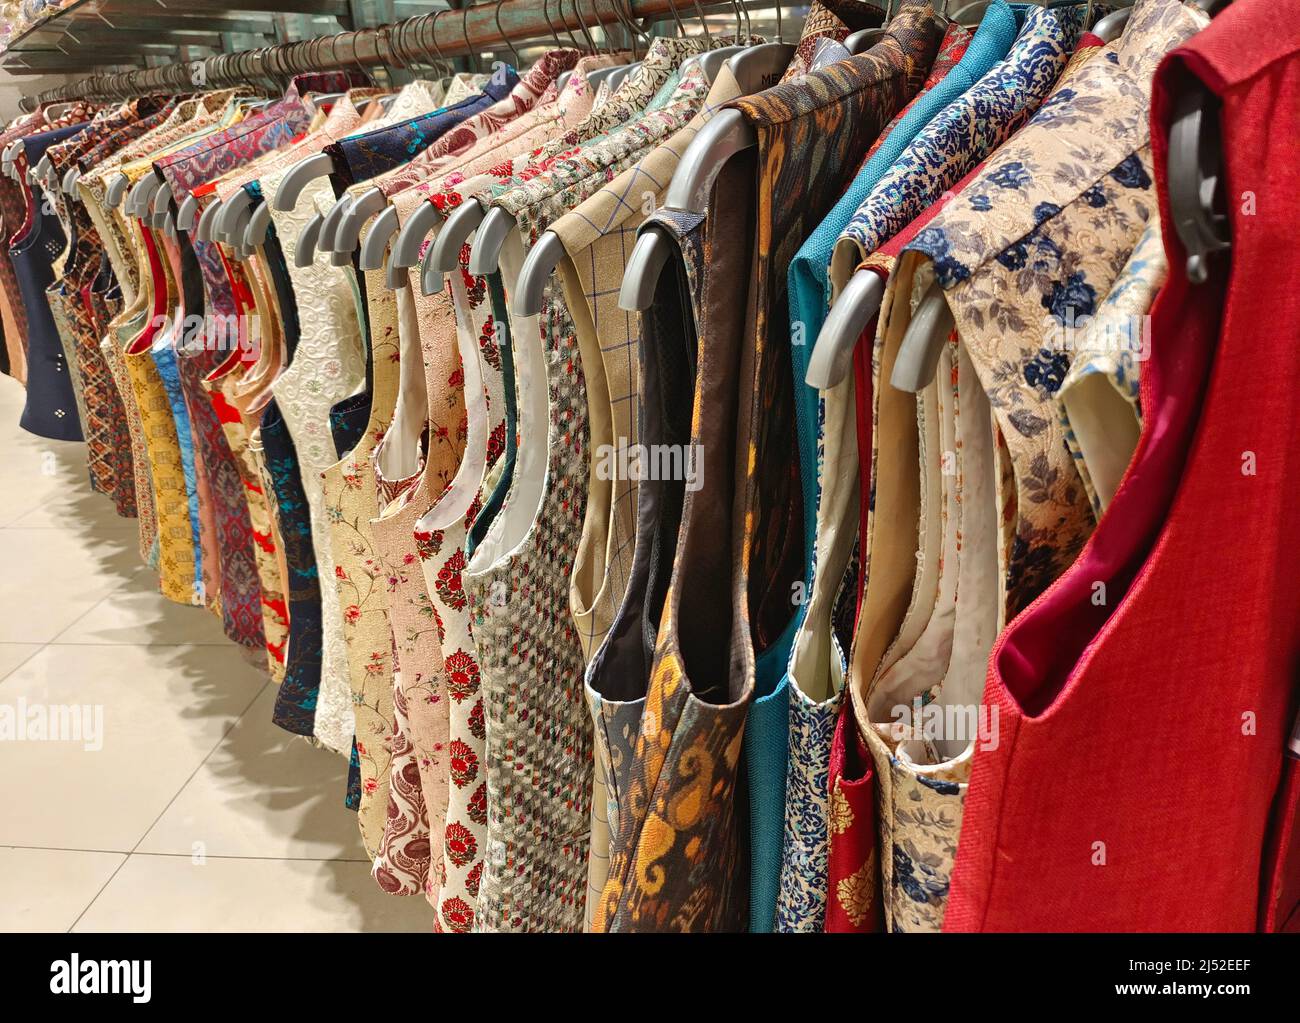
21 0 763 108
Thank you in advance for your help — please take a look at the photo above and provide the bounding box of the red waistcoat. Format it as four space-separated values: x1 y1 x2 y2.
946 0 1300 932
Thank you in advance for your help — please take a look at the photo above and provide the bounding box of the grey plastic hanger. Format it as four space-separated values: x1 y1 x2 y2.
617 223 672 312
426 199 484 279
618 42 791 312
726 42 795 94
215 188 254 242
61 166 81 194
244 201 272 249
387 233 421 288
617 110 754 313
1167 82 1229 284
467 207 513 274
295 213 324 268
176 193 200 231
317 194 354 254
585 64 628 91
335 185 388 255
127 174 160 219
121 174 142 217
195 197 223 242
844 28 886 53
889 281 954 392
556 70 575 92
692 45 744 84
604 61 641 92
150 182 172 229
273 152 335 211
106 173 130 208
388 199 440 282
804 270 885 389
598 2 733 310
421 255 445 296
1092 7 1132 41
359 204 400 270
1162 0 1234 284
33 154 54 185
226 206 253 251
514 232 568 315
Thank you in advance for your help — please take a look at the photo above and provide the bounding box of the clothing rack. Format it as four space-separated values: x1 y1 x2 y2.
20 0 784 110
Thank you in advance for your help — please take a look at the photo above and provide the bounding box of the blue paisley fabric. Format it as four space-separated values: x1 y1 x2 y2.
262 396 323 737
325 65 519 188
834 2 1088 280
150 341 203 594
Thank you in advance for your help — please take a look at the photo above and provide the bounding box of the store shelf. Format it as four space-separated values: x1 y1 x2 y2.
0 0 362 73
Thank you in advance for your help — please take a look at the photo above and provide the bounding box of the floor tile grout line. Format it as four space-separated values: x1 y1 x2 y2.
64 854 129 933
67 678 271 933
44 582 137 646
126 677 273 850
0 642 49 684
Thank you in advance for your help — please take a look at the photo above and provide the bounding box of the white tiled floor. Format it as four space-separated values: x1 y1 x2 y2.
0 375 432 932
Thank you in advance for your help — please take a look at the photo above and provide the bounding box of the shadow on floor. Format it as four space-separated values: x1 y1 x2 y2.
51 442 433 931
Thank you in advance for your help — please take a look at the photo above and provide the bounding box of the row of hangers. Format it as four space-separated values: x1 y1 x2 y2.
88 0 740 257
296 0 895 300
14 0 1229 399
277 0 770 277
